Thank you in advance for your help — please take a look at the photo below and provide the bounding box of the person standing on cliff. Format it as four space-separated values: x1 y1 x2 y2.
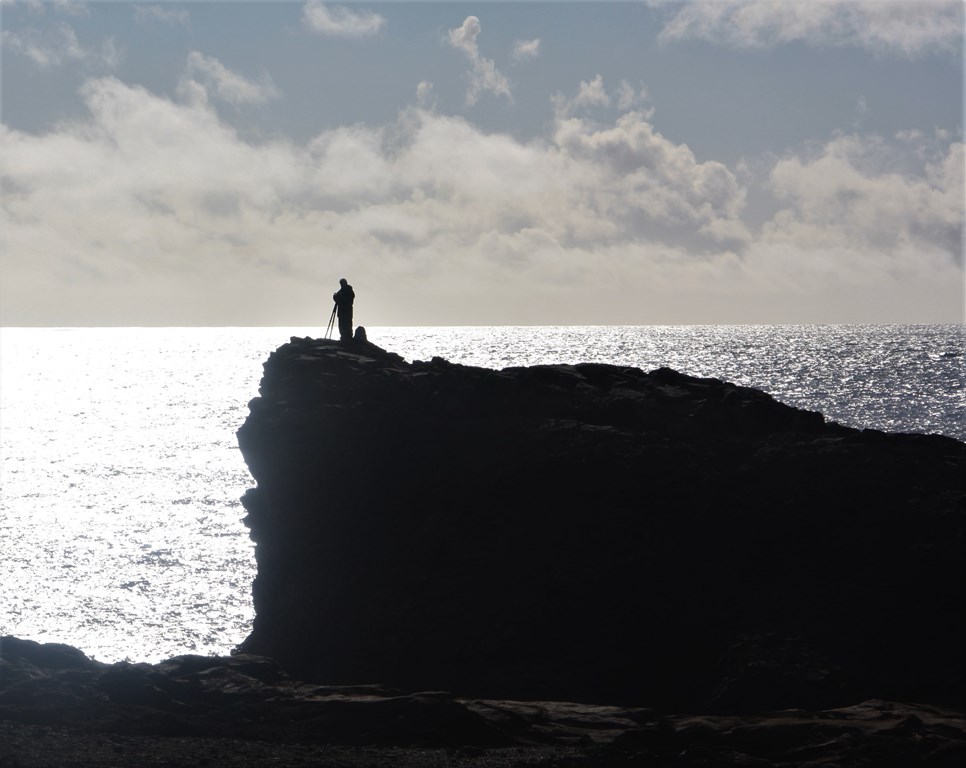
332 278 355 342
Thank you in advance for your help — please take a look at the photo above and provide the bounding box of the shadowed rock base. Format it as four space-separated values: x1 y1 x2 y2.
2 637 964 767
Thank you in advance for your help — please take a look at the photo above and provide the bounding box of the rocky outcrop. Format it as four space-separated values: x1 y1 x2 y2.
0 636 504 747
237 337 965 713
3 636 965 767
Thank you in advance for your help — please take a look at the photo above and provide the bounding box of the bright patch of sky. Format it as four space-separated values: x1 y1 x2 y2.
1 1 963 326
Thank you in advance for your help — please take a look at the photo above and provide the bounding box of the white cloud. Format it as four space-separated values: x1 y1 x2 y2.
0 0 88 16
182 52 281 106
553 75 656 125
416 81 436 110
616 80 649 111
100 36 122 70
574 74 610 109
0 75 960 326
2 23 83 67
301 1 385 38
447 14 482 55
4 0 46 14
53 0 88 17
552 74 610 118
134 5 190 27
447 16 512 106
511 37 541 62
656 0 964 57
2 22 120 70
553 107 750 242
895 129 924 142
763 133 964 260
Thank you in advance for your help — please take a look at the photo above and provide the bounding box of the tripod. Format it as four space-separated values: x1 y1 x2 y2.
324 302 337 340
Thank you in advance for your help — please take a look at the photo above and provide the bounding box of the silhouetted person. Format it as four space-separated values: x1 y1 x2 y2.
333 278 355 341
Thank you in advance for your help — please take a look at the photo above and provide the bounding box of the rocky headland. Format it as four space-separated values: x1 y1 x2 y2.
2 335 964 766
237 337 964 712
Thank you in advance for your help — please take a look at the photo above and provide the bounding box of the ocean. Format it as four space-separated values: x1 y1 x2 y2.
1 325 963 663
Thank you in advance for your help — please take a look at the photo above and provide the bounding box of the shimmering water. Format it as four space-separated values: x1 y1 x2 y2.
1 325 962 662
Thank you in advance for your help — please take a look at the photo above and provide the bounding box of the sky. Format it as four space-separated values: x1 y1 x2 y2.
1 0 963 326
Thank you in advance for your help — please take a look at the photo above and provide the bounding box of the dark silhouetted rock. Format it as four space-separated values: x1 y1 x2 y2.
0 636 506 747
236 338 966 713
3 636 964 767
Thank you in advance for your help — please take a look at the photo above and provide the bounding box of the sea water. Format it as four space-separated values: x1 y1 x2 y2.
1 325 963 662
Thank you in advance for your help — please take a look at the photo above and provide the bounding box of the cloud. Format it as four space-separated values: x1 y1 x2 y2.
553 75 654 122
182 52 281 105
573 74 610 109
895 128 923 143
416 81 436 109
3 0 47 14
301 1 385 38
655 0 964 57
447 16 512 106
51 0 89 16
0 75 960 326
552 76 602 118
763 133 964 262
134 5 190 27
0 0 88 17
511 37 541 62
551 103 750 245
2 23 84 68
2 22 120 70
447 15 482 55
616 80 649 111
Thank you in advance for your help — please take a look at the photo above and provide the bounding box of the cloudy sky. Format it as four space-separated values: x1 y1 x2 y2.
1 0 963 326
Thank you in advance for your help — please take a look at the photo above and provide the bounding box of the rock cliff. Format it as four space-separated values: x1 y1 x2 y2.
236 337 965 713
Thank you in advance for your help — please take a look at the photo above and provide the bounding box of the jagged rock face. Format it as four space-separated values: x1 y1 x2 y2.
237 338 965 712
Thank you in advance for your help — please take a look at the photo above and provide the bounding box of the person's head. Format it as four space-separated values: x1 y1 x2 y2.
339 278 348 286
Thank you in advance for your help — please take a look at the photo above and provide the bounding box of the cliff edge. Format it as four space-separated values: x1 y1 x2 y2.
237 337 965 712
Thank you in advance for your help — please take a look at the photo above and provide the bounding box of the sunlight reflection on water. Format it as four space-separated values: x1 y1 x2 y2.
0 325 962 662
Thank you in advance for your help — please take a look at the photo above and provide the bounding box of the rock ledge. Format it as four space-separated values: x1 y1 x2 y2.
3 636 964 767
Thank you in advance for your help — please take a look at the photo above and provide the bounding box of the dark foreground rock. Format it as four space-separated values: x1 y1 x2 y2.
2 636 964 767
237 338 965 713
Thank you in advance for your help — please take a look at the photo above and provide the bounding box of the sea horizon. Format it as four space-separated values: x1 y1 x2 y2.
3 321 962 329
